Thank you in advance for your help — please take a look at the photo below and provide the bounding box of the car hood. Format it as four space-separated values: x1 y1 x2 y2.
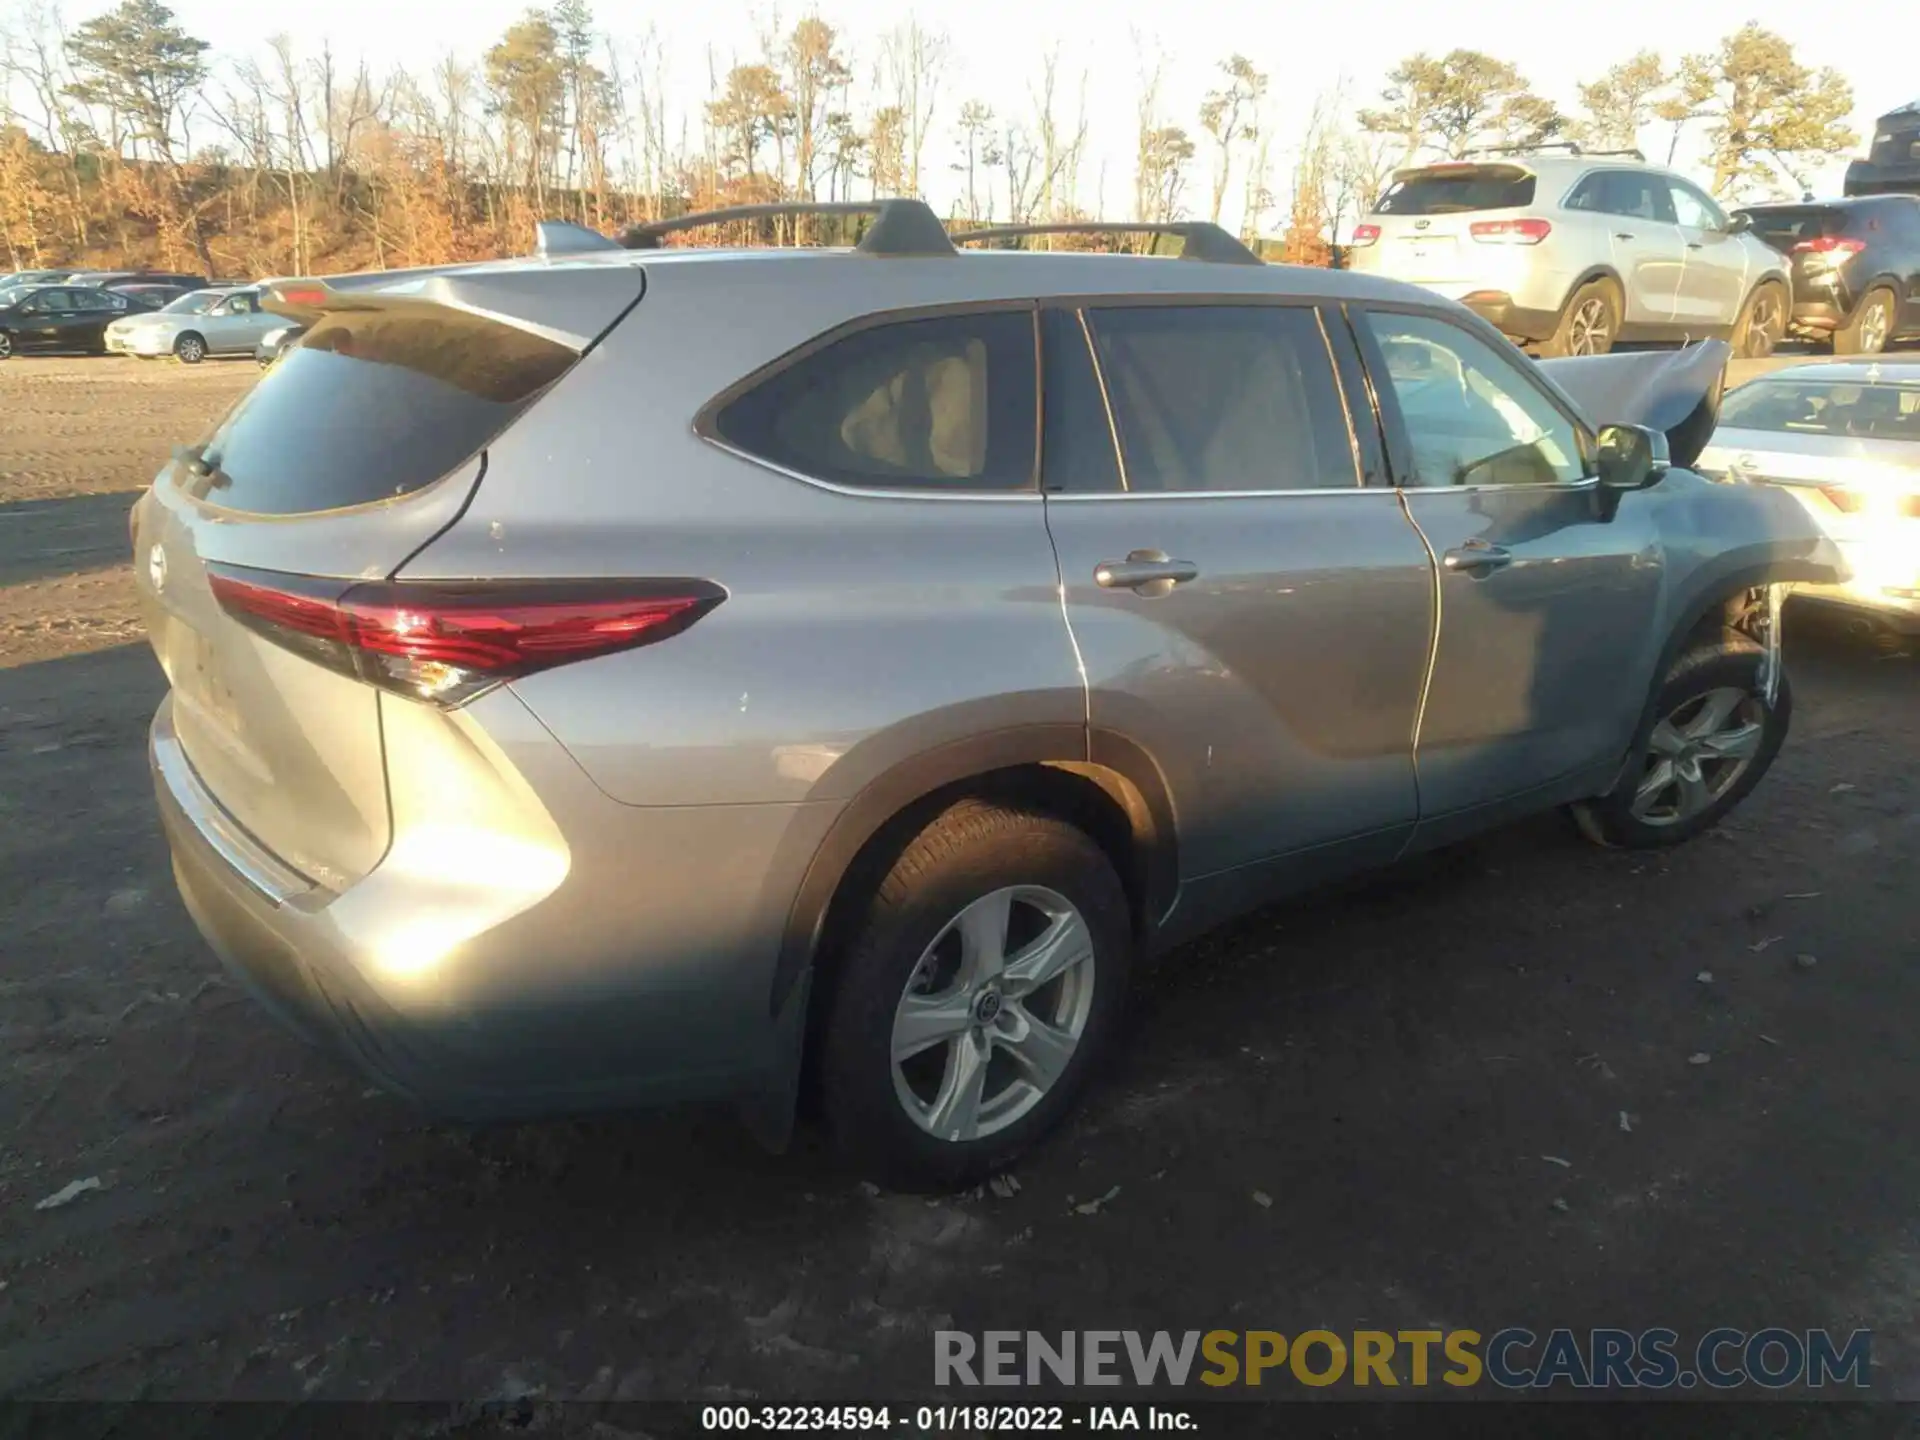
113 311 185 328
1534 340 1730 472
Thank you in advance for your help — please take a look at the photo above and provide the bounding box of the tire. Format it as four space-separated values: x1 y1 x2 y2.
1571 632 1791 850
1541 279 1620 358
819 798 1133 1191
1732 282 1788 360
0 331 12 361
1832 287 1895 356
174 332 206 364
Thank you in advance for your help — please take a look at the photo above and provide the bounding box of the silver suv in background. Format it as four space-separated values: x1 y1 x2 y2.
1348 146 1792 359
133 202 1841 1189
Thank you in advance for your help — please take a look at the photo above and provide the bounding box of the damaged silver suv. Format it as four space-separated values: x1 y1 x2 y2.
133 200 1843 1189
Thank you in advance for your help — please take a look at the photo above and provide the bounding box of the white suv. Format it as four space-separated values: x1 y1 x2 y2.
1347 147 1792 359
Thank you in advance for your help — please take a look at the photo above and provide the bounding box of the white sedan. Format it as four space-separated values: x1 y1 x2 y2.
105 286 284 364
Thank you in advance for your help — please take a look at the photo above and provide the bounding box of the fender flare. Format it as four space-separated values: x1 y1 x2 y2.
1556 265 1628 324
765 725 1179 1017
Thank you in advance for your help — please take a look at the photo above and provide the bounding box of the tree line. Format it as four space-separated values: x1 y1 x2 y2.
0 0 1863 277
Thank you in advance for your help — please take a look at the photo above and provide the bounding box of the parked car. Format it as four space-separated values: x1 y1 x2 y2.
1696 360 1920 634
103 285 282 363
111 283 195 311
255 321 304 367
0 283 142 358
1734 195 1920 355
1845 100 1920 197
132 202 1843 1188
1346 145 1792 360
66 270 209 291
0 269 71 293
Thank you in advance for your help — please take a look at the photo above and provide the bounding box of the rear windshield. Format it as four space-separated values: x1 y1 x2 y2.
1375 169 1536 215
1720 379 1920 441
187 307 578 515
1739 207 1846 249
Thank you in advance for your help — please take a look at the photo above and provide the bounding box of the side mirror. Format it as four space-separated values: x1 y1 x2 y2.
1726 211 1753 235
1594 425 1670 518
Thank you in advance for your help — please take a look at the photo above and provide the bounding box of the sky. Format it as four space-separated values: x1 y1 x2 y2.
41 0 1920 232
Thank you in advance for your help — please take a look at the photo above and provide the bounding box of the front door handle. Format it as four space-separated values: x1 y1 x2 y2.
1687 241 1704 250
1095 550 1199 597
1613 231 1636 240
1442 542 1513 574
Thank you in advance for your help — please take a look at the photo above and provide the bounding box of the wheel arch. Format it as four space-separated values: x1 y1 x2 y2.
1561 265 1627 316
769 726 1178 1023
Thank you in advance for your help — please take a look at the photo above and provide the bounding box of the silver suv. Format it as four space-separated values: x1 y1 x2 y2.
1348 147 1792 360
133 201 1841 1189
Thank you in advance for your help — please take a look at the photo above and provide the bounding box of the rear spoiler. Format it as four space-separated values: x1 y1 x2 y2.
1534 340 1730 472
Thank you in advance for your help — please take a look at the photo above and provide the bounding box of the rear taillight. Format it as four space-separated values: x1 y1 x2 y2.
1350 224 1381 247
1792 236 1866 261
1469 218 1551 245
207 564 725 708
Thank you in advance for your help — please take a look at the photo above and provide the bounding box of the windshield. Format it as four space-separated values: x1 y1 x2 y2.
162 292 222 315
1720 378 1920 442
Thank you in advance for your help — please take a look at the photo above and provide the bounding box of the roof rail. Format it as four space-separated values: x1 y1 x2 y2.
951 221 1263 266
1582 148 1648 161
1464 141 1585 159
535 220 624 258
617 199 956 257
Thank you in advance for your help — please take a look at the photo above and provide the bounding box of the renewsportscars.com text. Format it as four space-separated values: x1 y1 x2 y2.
934 1328 1872 1391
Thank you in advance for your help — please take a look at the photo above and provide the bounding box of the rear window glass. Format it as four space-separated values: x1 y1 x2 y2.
1720 380 1920 441
1739 208 1847 248
187 308 577 515
713 310 1038 491
1376 170 1536 215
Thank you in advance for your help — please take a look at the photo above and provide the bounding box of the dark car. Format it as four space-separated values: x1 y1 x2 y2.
68 270 209 291
113 283 194 310
1 269 72 291
1847 101 1920 197
0 284 143 359
254 321 304 367
1735 195 1920 354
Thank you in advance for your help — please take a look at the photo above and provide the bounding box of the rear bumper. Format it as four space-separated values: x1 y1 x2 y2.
151 693 833 1120
1451 291 1562 343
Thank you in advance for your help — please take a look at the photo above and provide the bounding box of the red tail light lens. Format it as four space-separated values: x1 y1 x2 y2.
1350 224 1382 247
207 564 725 707
1469 218 1551 245
1791 236 1866 259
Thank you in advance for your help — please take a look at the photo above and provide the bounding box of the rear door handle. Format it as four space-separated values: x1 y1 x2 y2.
1687 241 1704 250
1095 550 1199 596
1614 231 1636 240
1442 543 1513 574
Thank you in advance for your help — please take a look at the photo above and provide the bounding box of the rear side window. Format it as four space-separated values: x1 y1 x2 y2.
189 308 578 515
1738 207 1847 249
713 310 1038 491
1566 171 1677 223
1376 169 1536 215
1039 308 1123 494
1083 305 1358 494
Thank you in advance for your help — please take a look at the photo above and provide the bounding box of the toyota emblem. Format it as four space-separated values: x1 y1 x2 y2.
147 543 167 593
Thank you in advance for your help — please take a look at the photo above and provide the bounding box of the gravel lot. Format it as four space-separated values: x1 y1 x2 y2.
1 354 1917 1420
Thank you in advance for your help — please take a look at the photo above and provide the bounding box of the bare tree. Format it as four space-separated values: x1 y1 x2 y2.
877 18 945 195
1198 54 1265 224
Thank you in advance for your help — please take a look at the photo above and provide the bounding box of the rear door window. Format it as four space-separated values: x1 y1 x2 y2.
1376 168 1536 215
712 310 1039 492
1738 207 1846 250
187 308 580 515
1082 304 1358 493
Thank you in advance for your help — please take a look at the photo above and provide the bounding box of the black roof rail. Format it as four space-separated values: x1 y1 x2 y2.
535 220 624 258
1582 148 1648 161
1464 141 1585 158
951 221 1263 266
617 199 956 257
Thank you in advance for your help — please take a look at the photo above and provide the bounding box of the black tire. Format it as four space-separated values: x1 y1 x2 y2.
1732 282 1788 359
0 331 13 361
819 798 1133 1191
174 332 206 364
1571 632 1791 850
1832 287 1895 356
1541 279 1620 358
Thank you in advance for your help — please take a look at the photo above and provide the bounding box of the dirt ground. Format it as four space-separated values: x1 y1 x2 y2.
2 355 1918 1421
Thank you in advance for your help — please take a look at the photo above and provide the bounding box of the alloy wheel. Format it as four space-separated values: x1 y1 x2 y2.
1858 297 1891 355
177 337 204 363
889 885 1097 1144
1744 293 1784 359
1568 298 1611 356
1630 686 1766 826
0 332 12 360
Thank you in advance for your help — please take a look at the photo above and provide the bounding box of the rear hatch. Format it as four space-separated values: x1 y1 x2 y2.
1735 204 1862 292
134 264 645 890
1353 163 1539 284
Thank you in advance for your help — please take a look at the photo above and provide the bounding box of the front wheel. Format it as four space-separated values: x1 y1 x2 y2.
174 333 206 365
1572 632 1791 849
1732 283 1788 360
0 331 13 361
819 799 1133 1191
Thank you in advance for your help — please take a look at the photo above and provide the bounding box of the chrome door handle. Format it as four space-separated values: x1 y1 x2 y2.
1442 542 1513 574
1095 550 1199 597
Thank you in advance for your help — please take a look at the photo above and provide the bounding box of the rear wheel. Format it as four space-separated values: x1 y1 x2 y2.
174 332 206 365
1572 632 1791 850
1833 287 1895 356
819 799 1132 1191
1732 282 1788 359
1542 280 1620 358
0 331 12 361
